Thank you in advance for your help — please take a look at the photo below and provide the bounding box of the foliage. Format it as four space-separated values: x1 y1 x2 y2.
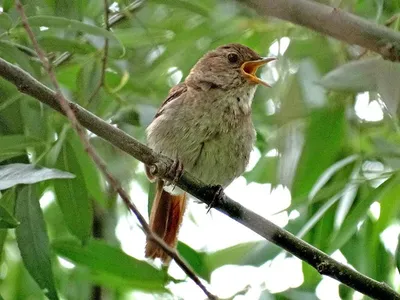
0 0 399 299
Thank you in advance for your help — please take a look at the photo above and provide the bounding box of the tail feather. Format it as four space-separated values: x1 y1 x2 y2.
145 180 187 263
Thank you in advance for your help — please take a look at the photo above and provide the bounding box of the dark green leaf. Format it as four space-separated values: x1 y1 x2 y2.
0 135 44 153
0 188 16 261
54 142 92 242
68 132 106 207
53 238 173 292
0 205 18 228
292 106 346 200
2 0 14 12
15 186 59 300
177 242 209 281
328 175 398 252
0 163 75 190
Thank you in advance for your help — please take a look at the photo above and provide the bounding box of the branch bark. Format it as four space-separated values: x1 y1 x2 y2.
14 2 216 299
239 0 400 61
0 57 399 299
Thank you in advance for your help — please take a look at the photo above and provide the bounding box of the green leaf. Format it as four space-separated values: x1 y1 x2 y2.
26 16 125 56
396 235 400 274
376 60 400 115
0 13 13 31
152 0 210 17
292 106 346 201
54 142 93 242
244 155 278 185
318 58 380 92
0 41 35 75
113 28 174 48
177 242 209 281
296 193 340 239
53 238 172 292
38 37 97 54
2 0 14 12
0 188 15 255
206 240 279 268
309 155 358 200
0 163 75 190
15 186 59 300
68 132 106 207
0 205 18 228
328 175 398 252
76 58 102 104
0 135 44 153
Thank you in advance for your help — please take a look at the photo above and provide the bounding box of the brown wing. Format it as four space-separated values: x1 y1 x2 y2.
154 82 187 119
145 82 188 181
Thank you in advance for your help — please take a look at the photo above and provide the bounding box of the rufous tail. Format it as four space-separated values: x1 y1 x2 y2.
145 180 187 263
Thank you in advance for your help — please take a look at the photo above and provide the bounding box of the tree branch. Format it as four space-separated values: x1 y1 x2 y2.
239 0 400 61
0 56 398 299
14 2 216 299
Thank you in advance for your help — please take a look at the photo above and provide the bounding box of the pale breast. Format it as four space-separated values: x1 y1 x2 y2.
146 85 256 187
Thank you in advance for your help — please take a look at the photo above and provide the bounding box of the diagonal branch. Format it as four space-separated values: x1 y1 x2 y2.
239 0 400 61
0 54 399 299
15 2 216 299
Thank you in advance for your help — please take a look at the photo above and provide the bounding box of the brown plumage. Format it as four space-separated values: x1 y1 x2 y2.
145 44 274 263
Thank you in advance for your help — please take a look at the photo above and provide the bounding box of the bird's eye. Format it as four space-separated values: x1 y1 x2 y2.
227 53 239 63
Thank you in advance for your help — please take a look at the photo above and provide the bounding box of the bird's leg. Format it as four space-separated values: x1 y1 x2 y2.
167 159 184 191
206 185 224 213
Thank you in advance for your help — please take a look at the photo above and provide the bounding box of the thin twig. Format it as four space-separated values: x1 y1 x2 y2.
14 2 216 299
87 0 110 104
1 53 399 299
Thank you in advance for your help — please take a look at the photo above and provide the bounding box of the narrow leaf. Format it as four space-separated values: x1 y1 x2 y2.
0 163 75 190
0 13 13 31
0 189 16 261
15 186 59 300
376 60 400 115
318 58 380 92
328 175 398 252
309 155 358 200
0 205 18 228
27 16 124 56
53 238 172 291
38 37 97 54
0 135 43 153
292 107 346 201
54 142 92 242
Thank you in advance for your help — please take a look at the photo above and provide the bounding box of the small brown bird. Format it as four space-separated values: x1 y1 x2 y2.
145 43 274 263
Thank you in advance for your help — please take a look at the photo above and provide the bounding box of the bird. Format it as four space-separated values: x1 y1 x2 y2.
145 43 275 263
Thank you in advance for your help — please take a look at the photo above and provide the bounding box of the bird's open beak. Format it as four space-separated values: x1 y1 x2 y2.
241 57 276 87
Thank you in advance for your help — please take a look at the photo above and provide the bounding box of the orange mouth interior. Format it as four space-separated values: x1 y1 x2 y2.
240 57 276 87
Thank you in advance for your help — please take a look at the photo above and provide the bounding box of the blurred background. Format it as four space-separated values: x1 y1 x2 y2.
0 0 400 299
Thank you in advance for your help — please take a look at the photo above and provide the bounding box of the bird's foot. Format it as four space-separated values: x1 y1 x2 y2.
167 159 184 190
206 185 224 213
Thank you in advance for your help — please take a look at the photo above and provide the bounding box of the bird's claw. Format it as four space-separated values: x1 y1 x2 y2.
206 185 224 213
167 159 184 190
